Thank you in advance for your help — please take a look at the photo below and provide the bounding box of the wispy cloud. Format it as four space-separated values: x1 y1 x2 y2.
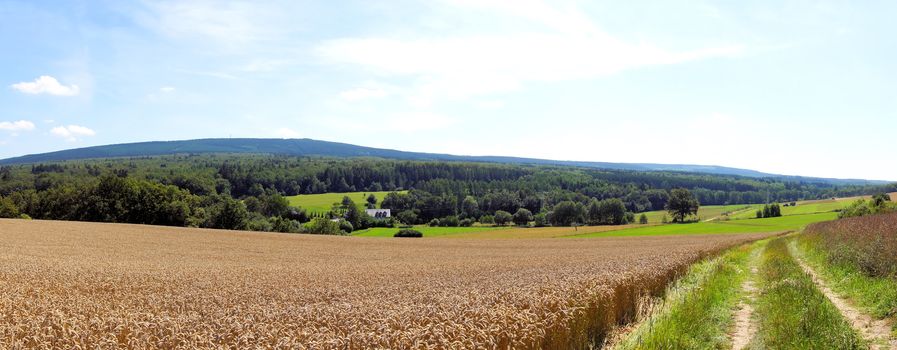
11 76 80 96
317 0 744 103
136 0 294 52
0 120 36 132
50 125 96 142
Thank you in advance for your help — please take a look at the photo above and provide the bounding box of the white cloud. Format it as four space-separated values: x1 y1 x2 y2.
11 76 80 96
51 125 96 142
339 87 389 102
160 86 176 93
137 0 289 49
274 127 301 138
0 120 36 132
316 1 744 102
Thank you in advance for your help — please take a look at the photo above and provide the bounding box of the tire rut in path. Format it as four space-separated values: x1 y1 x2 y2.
730 250 760 350
789 243 897 350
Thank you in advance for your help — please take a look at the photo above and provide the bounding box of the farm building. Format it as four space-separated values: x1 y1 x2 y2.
366 209 391 218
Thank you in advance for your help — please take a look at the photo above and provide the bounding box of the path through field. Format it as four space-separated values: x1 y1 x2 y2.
789 242 897 349
730 248 761 349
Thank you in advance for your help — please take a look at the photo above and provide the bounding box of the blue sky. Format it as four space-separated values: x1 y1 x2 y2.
1 0 895 180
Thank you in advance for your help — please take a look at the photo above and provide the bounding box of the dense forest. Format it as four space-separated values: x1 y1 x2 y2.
0 154 893 233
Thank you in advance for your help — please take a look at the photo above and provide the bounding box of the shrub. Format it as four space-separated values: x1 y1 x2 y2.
479 215 494 225
638 213 648 224
494 210 513 226
428 218 440 227
459 218 474 227
394 229 423 238
339 220 354 234
512 208 533 226
305 217 341 235
19 213 32 220
533 212 548 227
439 215 460 227
0 196 20 218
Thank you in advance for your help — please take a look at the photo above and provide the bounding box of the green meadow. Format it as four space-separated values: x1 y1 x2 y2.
571 212 838 238
285 191 404 213
729 200 850 219
639 204 757 223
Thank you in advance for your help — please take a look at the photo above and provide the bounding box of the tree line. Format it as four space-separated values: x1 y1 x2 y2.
0 154 893 233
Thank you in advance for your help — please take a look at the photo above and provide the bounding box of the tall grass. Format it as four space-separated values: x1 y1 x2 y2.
803 211 897 278
799 211 897 321
614 241 758 349
751 238 864 349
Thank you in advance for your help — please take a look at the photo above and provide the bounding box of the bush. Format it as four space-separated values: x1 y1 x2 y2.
479 215 494 225
246 213 273 232
439 215 460 227
428 218 440 227
270 216 301 233
839 198 896 219
396 210 419 225
512 208 533 226
339 220 354 233
394 229 423 238
0 196 20 218
305 217 341 235
638 213 648 224
19 213 32 220
459 218 474 227
533 212 548 227
494 210 513 226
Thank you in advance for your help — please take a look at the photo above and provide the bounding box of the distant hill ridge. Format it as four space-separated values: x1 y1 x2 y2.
0 138 886 185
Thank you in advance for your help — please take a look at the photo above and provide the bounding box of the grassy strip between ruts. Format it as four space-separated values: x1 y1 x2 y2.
612 239 762 349
571 212 837 238
750 237 865 349
794 237 897 332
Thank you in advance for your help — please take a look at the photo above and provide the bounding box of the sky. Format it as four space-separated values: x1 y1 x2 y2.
0 0 895 180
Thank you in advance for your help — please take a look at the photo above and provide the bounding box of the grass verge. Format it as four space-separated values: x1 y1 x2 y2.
750 238 865 349
795 237 897 330
613 240 761 349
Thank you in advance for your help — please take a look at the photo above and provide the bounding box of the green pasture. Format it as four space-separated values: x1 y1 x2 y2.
639 204 757 224
353 225 509 237
285 191 404 213
571 212 838 238
729 200 849 220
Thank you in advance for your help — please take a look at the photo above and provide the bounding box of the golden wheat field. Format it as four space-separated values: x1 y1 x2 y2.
0 219 775 349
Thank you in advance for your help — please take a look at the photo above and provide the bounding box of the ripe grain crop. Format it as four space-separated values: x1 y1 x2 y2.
0 219 773 349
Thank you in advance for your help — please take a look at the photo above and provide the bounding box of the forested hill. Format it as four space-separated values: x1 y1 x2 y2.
0 138 885 184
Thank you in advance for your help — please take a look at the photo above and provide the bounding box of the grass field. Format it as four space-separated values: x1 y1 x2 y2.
572 212 837 238
0 219 774 348
285 191 403 213
729 199 851 220
639 204 756 224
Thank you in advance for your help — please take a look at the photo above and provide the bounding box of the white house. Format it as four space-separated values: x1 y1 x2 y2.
366 209 391 218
